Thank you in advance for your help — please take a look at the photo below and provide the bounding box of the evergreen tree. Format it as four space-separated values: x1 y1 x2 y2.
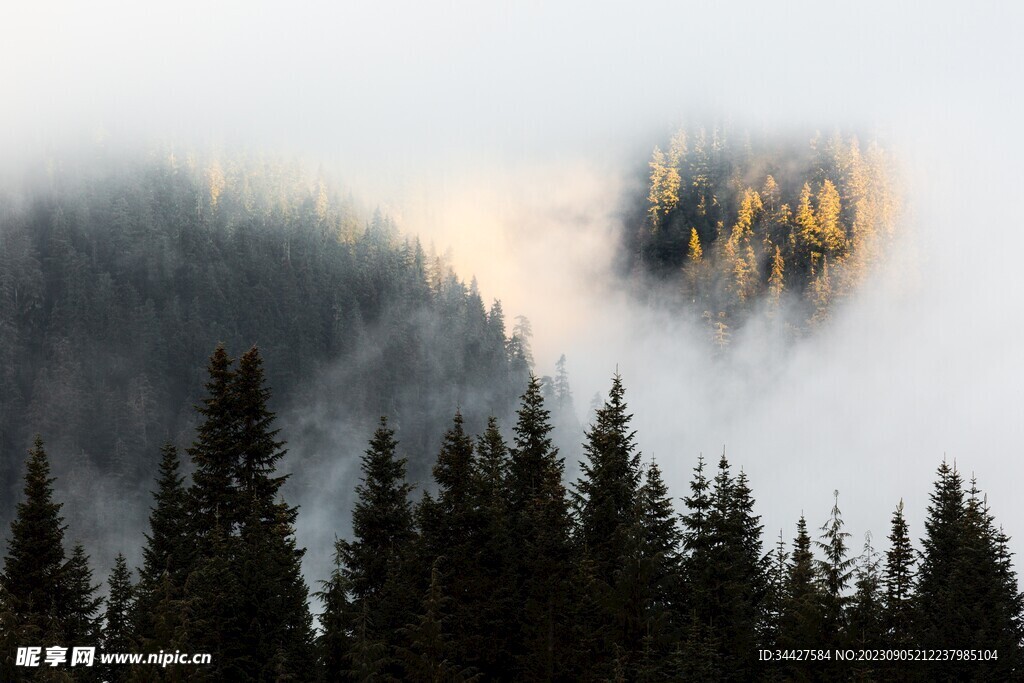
574 373 642 581
232 346 315 681
882 499 915 646
317 548 355 683
187 344 239 542
103 553 136 682
636 460 683 677
396 562 479 682
681 453 766 680
417 411 481 670
572 373 643 675
469 417 517 681
336 417 416 643
135 443 190 647
847 534 883 681
913 460 964 650
507 375 573 680
815 490 854 647
2 437 68 642
62 542 102 645
908 462 1024 678
778 516 822 642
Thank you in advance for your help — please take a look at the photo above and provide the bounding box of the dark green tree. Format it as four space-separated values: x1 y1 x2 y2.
103 553 136 682
815 491 854 648
135 444 190 648
62 542 103 644
336 417 416 645
1 437 68 643
882 499 915 646
507 375 573 680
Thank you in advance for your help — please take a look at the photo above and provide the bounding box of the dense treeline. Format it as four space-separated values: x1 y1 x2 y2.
628 126 902 340
0 152 534 528
2 349 1021 681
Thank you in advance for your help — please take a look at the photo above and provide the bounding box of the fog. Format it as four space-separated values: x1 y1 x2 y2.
4 1 1024 582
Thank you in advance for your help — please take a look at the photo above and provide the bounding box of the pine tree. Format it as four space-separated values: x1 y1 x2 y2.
336 417 416 644
62 542 103 644
636 460 683 676
469 417 517 681
882 499 915 646
103 553 136 683
187 344 239 543
847 533 883 650
232 346 315 681
816 179 846 257
317 548 355 683
913 460 964 649
795 182 820 252
778 516 822 645
767 245 784 314
573 373 644 675
681 453 766 679
2 437 68 642
135 444 190 648
418 411 481 670
915 471 1024 679
574 373 642 581
777 516 824 681
397 561 479 682
507 375 573 680
815 490 854 647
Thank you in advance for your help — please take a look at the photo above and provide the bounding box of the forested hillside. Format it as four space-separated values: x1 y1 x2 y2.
0 152 534 521
627 127 902 338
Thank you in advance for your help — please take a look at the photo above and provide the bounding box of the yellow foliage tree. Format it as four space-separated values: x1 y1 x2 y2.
796 182 819 251
816 179 846 257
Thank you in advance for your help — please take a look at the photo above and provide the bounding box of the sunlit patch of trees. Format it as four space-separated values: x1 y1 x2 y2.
631 126 903 340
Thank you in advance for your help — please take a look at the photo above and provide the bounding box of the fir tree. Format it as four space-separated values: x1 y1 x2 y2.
135 444 190 647
2 437 68 641
103 553 136 682
469 418 517 681
882 499 915 646
62 542 102 645
336 417 416 643
815 490 854 647
507 375 573 680
572 373 644 675
396 561 479 682
187 344 239 543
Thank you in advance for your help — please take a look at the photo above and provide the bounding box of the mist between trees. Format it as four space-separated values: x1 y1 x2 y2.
2 343 1022 682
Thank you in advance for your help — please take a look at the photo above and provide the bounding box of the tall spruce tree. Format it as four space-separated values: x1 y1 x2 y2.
507 375 573 680
2 437 68 643
335 416 416 646
187 344 239 542
135 443 190 649
416 411 485 671
882 499 915 646
232 346 315 681
636 460 683 677
682 453 766 679
572 374 644 676
815 490 854 648
103 553 136 683
914 471 1024 679
468 417 517 681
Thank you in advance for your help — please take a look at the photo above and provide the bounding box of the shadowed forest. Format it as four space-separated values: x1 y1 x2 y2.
2 347 1021 681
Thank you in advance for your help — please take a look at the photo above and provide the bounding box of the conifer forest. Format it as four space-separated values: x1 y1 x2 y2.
4 2 1024 681
1 148 1022 681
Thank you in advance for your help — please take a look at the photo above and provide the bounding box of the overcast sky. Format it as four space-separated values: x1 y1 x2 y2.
4 1 1024 569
